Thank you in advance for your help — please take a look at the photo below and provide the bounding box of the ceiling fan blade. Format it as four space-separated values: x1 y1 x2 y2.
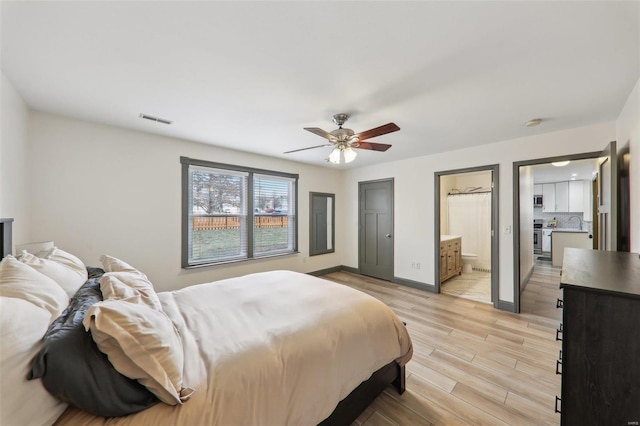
353 142 392 152
284 144 332 154
304 127 334 140
353 123 400 141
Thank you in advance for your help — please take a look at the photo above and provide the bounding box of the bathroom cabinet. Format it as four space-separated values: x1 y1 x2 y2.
439 236 462 282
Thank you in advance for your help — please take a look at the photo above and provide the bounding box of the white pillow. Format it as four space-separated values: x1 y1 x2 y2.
0 296 68 426
18 251 86 298
99 271 162 311
83 297 193 406
100 255 143 275
41 247 88 278
0 256 69 321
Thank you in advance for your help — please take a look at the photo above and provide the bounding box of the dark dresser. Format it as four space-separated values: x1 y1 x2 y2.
556 248 640 425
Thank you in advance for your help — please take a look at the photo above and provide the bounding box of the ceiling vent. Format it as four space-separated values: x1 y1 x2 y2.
139 113 173 125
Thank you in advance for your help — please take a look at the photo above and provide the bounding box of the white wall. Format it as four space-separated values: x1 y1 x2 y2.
454 171 492 192
616 76 640 253
439 175 455 235
27 112 344 292
519 165 534 291
0 72 30 251
342 121 615 305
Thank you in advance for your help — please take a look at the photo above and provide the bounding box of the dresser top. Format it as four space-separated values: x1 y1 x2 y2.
560 248 640 298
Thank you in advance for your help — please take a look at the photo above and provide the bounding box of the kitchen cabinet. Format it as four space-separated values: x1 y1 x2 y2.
533 184 542 195
542 183 556 212
550 230 591 266
555 181 569 211
440 235 462 282
568 181 583 212
542 181 577 213
556 249 640 425
569 180 593 218
542 229 552 252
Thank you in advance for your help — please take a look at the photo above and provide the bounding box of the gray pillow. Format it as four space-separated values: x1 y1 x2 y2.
28 268 158 417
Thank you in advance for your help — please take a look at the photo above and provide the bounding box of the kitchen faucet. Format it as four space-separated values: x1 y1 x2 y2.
568 215 583 230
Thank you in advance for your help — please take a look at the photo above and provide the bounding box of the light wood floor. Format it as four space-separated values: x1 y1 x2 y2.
322 260 563 426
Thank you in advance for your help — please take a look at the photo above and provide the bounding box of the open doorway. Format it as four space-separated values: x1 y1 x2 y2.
434 165 499 307
512 142 617 313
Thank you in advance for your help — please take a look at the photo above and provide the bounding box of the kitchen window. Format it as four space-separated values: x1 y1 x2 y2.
180 157 298 267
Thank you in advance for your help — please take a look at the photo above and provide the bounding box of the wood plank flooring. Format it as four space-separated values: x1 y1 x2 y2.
321 260 563 426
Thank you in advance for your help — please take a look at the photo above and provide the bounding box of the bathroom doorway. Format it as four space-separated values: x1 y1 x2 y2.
434 165 499 307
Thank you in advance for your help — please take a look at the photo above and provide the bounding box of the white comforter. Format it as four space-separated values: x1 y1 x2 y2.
55 270 412 425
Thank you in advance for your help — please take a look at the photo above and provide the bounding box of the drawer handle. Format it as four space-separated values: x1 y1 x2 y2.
555 396 561 414
556 328 562 341
556 359 562 375
556 298 563 309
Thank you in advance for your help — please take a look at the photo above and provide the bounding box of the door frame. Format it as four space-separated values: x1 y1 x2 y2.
358 178 394 281
434 164 499 308
512 150 601 313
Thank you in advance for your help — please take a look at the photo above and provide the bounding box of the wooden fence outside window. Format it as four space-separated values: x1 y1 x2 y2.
192 215 288 231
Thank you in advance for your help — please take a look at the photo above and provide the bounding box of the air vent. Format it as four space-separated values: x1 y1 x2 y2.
139 113 173 125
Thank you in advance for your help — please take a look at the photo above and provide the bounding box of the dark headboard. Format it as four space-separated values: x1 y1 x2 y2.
1 218 14 258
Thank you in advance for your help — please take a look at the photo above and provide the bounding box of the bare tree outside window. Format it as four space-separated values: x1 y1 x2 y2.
181 158 297 267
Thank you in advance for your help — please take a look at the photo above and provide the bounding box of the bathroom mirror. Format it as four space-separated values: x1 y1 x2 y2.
309 192 335 256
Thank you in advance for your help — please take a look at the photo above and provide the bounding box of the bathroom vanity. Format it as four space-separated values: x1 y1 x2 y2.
440 235 462 282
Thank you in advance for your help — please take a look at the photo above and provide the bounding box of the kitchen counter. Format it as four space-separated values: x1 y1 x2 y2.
551 230 593 266
544 227 588 233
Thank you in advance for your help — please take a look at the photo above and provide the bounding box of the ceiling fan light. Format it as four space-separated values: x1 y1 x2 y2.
328 147 341 164
343 146 357 163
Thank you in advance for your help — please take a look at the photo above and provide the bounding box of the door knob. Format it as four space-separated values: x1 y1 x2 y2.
385 234 392 238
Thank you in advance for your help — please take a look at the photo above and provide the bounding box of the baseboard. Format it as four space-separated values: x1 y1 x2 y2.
308 266 343 276
393 276 436 293
497 300 516 313
310 267 435 295
341 265 360 274
520 265 534 294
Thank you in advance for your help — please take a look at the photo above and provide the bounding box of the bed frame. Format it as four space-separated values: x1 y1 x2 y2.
0 218 406 425
1 218 13 258
319 361 405 426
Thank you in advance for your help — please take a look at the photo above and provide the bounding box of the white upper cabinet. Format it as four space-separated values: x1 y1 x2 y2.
542 183 556 212
569 181 584 212
541 179 593 218
534 184 543 195
555 181 569 212
542 181 569 212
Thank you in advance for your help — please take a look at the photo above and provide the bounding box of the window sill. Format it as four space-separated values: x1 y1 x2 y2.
182 251 300 269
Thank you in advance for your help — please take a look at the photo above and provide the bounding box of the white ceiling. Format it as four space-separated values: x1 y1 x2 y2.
532 158 600 184
1 1 638 169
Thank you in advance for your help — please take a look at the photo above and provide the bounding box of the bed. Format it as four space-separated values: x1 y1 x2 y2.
0 219 412 426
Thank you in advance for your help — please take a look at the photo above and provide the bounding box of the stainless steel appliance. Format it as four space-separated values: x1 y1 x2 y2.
533 219 543 254
534 194 543 207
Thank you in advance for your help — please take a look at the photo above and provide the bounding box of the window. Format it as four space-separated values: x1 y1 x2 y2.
181 157 298 267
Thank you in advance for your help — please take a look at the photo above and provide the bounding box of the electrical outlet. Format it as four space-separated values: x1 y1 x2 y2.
416 262 421 270
411 262 415 269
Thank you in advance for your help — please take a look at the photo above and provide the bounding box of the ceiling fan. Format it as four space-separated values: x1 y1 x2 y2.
284 114 400 164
